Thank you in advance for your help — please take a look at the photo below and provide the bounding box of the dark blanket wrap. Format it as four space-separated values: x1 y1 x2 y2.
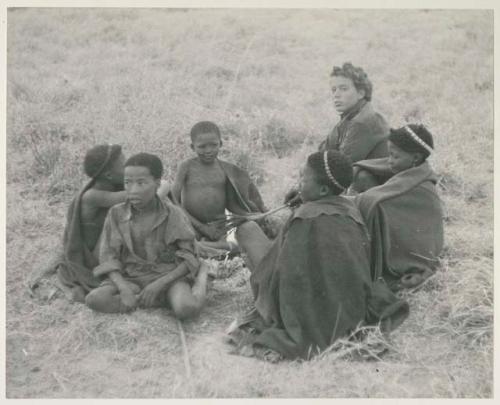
355 158 444 289
56 180 102 292
235 196 409 359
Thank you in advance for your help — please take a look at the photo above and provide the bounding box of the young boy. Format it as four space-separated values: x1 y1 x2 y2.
85 153 208 318
171 121 268 253
354 124 444 290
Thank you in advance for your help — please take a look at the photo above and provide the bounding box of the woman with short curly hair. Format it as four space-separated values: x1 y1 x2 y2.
319 62 390 192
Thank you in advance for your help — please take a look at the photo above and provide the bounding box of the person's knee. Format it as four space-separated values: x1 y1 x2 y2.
235 220 260 244
171 296 201 320
85 288 108 312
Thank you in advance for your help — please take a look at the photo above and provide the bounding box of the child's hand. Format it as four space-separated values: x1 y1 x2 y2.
119 286 138 312
283 188 302 207
138 281 163 308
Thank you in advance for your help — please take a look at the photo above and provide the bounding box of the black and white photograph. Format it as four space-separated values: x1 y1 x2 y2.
3 1 494 399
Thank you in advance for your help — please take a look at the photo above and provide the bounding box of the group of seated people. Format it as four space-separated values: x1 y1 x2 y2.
31 63 444 362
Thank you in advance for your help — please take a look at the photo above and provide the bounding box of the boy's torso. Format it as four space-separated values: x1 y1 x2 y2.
110 199 175 269
181 158 228 223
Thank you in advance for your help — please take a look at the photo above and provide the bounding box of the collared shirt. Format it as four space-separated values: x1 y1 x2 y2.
94 197 199 287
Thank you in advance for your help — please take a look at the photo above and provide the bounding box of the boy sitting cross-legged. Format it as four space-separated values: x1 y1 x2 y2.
171 121 269 254
85 153 208 318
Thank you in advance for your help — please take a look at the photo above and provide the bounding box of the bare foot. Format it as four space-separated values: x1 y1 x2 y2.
71 286 86 303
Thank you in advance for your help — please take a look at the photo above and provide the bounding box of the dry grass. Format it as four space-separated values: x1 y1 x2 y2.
5 8 493 398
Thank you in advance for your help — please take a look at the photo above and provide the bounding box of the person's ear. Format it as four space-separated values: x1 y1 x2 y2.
413 152 424 166
155 178 161 190
319 185 330 197
357 88 366 100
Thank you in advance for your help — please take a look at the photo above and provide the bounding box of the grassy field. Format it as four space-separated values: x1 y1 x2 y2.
5 8 493 398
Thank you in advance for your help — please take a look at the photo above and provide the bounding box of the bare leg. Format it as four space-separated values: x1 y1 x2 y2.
191 261 209 302
235 221 272 272
166 262 208 320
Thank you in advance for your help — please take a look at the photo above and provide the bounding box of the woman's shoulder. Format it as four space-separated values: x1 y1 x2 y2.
350 102 389 131
295 196 364 224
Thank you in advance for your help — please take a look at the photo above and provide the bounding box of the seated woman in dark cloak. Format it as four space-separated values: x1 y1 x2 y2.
354 124 444 291
227 150 409 361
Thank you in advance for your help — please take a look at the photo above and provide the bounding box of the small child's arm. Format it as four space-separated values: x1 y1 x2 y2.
170 161 189 205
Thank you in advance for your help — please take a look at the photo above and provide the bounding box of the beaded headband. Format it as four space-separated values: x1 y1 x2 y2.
323 151 345 191
404 126 433 155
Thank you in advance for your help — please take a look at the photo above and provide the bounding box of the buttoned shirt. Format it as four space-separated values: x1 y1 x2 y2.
93 197 199 288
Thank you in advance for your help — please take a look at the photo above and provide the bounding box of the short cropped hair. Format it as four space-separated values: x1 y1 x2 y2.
307 150 353 195
190 121 221 142
389 124 434 160
84 144 122 179
330 62 373 102
125 153 163 179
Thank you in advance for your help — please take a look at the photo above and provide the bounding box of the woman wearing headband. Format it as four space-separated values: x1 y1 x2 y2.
354 124 444 291
226 150 408 361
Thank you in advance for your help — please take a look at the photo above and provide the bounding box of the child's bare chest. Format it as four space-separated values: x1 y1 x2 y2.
186 163 226 187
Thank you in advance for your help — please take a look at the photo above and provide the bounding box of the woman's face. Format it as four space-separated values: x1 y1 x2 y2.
299 164 327 202
388 141 416 174
330 75 365 114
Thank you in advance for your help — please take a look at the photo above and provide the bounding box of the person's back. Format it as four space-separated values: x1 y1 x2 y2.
78 145 127 252
355 124 444 291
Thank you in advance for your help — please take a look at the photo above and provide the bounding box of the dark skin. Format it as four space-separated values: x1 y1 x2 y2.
29 153 171 295
80 153 127 251
172 131 247 242
86 166 208 316
28 153 127 298
388 141 425 174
